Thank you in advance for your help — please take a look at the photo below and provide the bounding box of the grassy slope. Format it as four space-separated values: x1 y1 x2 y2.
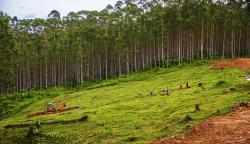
0 62 249 144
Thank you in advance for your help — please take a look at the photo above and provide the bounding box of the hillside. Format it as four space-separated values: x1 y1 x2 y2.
0 61 249 144
155 106 250 144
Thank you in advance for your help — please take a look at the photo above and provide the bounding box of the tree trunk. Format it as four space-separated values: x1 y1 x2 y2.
64 55 67 85
126 53 129 75
118 54 121 75
80 58 83 83
201 19 204 60
231 29 234 58
178 30 181 64
134 41 137 72
45 62 48 88
238 29 241 58
99 55 102 80
161 25 164 68
222 29 225 60
105 48 108 80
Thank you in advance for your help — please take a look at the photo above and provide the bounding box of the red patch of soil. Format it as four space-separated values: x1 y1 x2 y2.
154 106 250 144
212 58 250 70
27 106 79 118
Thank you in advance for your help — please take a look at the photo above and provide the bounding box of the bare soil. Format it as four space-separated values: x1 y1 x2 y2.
154 106 250 144
212 58 250 70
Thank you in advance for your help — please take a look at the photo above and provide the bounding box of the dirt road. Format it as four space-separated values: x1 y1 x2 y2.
154 106 250 144
212 58 250 70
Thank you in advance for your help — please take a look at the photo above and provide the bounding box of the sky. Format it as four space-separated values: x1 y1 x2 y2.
0 0 117 19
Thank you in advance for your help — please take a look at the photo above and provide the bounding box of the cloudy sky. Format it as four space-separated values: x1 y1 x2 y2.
0 0 117 19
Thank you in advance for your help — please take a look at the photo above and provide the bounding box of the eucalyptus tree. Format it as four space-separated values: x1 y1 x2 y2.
196 0 209 60
48 10 61 19
215 1 229 59
0 16 16 93
114 0 125 74
1 0 250 93
47 10 63 85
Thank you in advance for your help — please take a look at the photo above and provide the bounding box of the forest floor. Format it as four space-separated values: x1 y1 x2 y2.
0 59 249 144
154 105 250 144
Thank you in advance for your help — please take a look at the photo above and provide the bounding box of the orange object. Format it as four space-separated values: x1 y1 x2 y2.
56 101 67 108
186 83 191 89
27 111 46 117
47 107 54 114
27 106 79 118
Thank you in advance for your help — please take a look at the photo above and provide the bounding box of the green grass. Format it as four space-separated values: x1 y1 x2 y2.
0 62 249 144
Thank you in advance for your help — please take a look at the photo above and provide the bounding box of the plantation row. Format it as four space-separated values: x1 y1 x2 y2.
0 0 250 93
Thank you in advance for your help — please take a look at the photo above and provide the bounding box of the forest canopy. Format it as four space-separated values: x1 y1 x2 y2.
0 0 250 93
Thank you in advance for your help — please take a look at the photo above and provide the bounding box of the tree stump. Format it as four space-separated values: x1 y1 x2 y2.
184 115 193 122
27 127 39 138
239 101 248 107
36 121 41 128
195 104 200 112
198 83 203 87
150 90 154 96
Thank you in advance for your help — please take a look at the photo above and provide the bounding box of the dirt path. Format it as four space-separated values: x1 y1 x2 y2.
212 58 250 71
154 106 250 144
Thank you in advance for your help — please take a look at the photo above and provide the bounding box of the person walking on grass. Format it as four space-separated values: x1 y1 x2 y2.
186 82 191 89
179 83 183 90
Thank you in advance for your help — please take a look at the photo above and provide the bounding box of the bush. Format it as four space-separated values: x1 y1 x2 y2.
79 115 88 121
213 80 226 88
27 127 39 138
183 115 193 122
239 101 248 107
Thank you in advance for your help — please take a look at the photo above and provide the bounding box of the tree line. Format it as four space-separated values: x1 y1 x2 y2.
0 0 250 93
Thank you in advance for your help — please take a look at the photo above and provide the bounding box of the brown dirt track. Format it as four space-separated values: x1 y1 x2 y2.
154 106 250 144
212 58 250 70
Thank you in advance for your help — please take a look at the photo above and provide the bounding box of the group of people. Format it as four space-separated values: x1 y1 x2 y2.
150 82 192 96
179 82 191 90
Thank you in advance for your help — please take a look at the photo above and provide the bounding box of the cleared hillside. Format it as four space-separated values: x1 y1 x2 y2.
0 61 249 144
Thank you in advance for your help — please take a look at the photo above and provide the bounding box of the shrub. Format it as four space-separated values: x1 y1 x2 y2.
27 127 39 138
183 115 193 122
213 80 226 88
79 115 88 121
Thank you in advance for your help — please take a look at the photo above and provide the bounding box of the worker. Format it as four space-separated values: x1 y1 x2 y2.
150 90 154 96
186 82 191 89
47 102 55 114
166 88 170 95
179 83 183 90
